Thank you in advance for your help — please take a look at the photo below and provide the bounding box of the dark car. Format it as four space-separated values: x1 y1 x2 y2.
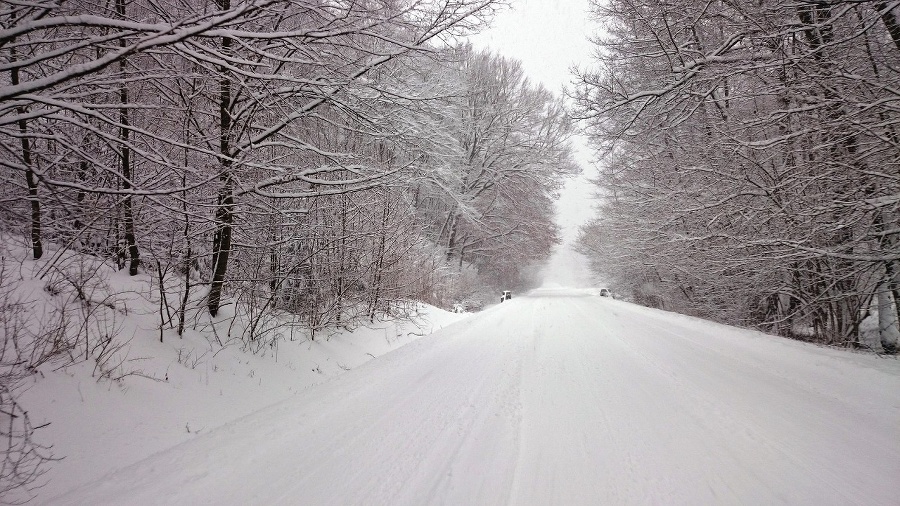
599 288 612 297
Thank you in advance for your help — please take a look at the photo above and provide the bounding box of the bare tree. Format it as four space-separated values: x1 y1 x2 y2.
416 45 578 292
574 0 900 346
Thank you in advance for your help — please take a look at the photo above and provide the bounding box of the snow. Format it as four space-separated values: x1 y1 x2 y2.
21 310 460 502
10 243 900 505
2 237 467 504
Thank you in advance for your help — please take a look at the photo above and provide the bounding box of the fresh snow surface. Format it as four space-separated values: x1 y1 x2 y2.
21 304 462 505
46 288 900 504
3 238 467 504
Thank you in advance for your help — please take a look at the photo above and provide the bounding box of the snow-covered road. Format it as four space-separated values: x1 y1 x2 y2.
53 288 900 505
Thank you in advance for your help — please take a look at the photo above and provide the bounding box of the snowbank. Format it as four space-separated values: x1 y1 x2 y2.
0 237 468 502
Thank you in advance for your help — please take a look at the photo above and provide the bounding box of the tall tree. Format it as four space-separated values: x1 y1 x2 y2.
574 0 900 345
419 45 578 290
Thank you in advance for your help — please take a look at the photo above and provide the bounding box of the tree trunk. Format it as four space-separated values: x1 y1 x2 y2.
446 211 459 261
887 259 900 337
369 190 390 322
10 45 42 260
73 160 87 232
877 277 900 352
208 174 234 317
875 2 900 52
178 161 191 337
269 218 279 306
336 193 347 325
208 17 234 317
117 0 139 275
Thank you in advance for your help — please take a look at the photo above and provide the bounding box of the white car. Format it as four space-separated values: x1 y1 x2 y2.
599 288 612 297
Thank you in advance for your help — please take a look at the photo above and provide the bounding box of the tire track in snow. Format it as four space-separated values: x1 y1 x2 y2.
570 296 899 505
50 290 900 505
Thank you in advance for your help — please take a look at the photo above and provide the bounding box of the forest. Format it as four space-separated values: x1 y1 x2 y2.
1 0 577 496
574 0 900 352
6 0 900 498
0 2 579 341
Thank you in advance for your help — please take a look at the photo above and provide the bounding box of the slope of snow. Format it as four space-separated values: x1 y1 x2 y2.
48 287 900 505
22 308 464 503
2 238 468 503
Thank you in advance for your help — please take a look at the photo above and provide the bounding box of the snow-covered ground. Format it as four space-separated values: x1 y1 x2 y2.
20 305 465 504
43 280 900 504
1 238 467 504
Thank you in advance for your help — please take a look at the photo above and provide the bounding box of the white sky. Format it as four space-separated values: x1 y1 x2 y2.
468 0 598 244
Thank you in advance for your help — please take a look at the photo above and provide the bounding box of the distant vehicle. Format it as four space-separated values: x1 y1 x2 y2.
599 288 612 297
500 290 512 302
